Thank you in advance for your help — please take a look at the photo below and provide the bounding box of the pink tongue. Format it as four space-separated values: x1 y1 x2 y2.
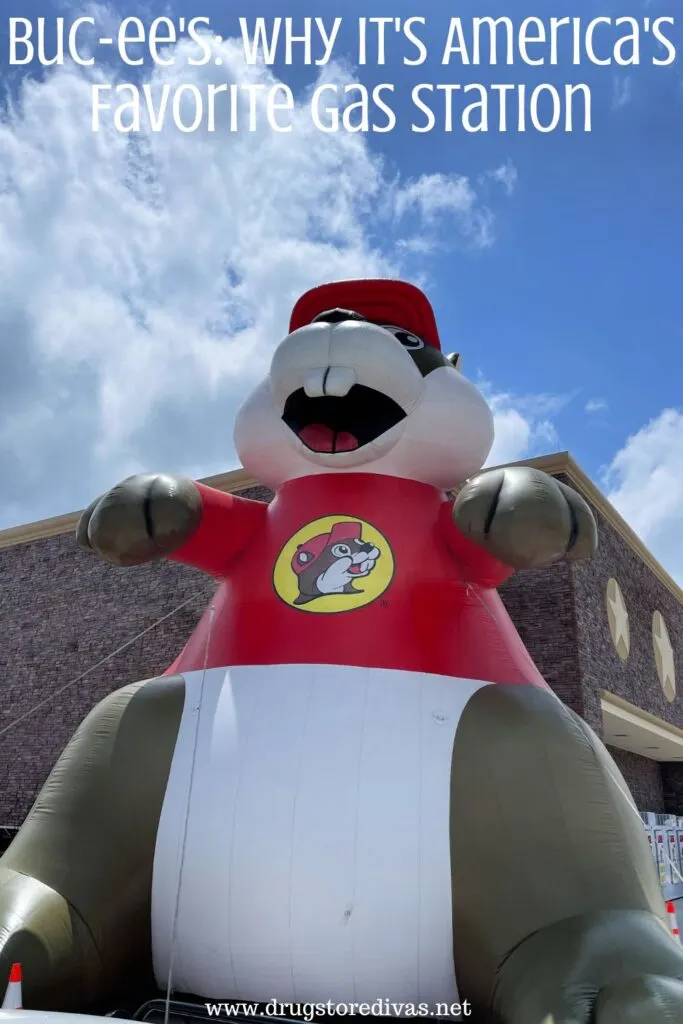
299 424 358 452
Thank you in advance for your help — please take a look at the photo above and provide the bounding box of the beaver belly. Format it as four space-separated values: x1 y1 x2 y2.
151 665 488 1006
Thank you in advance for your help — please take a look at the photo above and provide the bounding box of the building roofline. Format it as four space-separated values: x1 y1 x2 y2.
508 451 682 605
0 452 680 606
0 468 257 552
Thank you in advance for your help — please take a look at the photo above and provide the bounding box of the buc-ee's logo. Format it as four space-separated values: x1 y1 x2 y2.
273 516 394 613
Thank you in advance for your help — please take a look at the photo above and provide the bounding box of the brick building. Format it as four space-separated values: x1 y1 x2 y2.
0 450 681 842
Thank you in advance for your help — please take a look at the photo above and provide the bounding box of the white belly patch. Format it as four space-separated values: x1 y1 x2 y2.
151 664 488 1007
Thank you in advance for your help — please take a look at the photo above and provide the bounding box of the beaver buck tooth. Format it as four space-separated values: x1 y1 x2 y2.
323 366 356 397
303 366 356 399
303 369 326 398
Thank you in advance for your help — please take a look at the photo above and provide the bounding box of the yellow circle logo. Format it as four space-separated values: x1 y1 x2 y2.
273 515 394 613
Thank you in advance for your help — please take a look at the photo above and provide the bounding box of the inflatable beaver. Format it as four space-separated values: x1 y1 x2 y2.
2 278 683 1022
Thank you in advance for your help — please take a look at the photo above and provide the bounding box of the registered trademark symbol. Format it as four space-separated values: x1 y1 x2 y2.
380 599 390 608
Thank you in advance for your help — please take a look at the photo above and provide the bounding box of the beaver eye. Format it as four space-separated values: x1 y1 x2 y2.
331 543 352 557
380 324 424 350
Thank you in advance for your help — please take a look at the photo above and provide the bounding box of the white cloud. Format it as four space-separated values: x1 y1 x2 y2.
392 173 495 249
484 389 564 466
612 75 633 110
481 160 518 196
0 20 530 527
603 409 683 583
585 398 608 413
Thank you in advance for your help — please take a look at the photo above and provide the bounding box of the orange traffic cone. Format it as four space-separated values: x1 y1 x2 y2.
667 900 680 940
1 962 22 1009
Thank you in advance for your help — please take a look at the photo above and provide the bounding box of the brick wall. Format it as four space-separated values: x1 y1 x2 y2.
499 559 582 716
571 500 683 734
607 746 665 812
662 764 683 816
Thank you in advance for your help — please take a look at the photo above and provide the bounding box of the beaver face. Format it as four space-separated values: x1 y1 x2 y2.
293 532 381 606
234 310 494 491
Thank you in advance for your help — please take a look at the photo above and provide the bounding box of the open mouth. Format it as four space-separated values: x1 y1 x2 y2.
282 384 406 453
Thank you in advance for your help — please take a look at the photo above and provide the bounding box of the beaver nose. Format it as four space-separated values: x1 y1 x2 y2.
358 542 374 554
303 366 357 398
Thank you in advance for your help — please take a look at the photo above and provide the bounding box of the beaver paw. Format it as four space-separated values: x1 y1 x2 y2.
592 974 683 1022
453 465 597 570
76 473 202 566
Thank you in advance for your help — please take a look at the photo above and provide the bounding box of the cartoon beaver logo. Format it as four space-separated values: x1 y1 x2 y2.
273 516 394 613
291 522 380 605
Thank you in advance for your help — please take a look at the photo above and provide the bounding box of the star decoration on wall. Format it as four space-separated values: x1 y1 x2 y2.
606 578 629 661
653 610 676 702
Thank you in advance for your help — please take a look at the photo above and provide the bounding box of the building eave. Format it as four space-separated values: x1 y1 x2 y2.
0 467 256 551
510 452 682 606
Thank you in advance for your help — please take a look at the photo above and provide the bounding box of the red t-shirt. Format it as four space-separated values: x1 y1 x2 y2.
165 473 547 687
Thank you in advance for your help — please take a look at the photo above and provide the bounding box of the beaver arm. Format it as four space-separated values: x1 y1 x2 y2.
437 500 513 588
168 482 267 578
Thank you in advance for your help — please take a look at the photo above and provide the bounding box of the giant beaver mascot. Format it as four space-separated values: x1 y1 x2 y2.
1 279 683 1022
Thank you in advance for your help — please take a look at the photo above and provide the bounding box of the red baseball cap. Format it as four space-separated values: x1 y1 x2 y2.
289 279 441 350
291 522 362 575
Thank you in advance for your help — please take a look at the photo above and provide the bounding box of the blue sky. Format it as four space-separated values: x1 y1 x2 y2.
0 0 682 580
